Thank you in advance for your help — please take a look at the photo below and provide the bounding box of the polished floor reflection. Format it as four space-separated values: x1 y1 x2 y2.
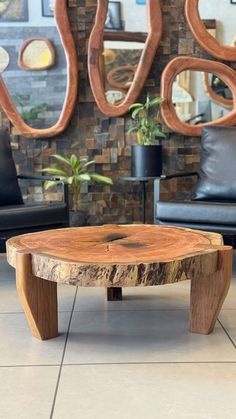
0 254 236 419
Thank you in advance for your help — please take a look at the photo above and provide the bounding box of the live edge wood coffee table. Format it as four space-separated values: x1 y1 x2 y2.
6 224 232 340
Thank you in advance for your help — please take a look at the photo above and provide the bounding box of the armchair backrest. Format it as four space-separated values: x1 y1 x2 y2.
192 126 236 202
0 129 23 206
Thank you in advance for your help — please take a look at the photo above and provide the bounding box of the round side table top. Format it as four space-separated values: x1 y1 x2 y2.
7 224 226 287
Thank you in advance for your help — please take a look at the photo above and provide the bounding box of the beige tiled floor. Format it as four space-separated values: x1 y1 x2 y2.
0 255 236 419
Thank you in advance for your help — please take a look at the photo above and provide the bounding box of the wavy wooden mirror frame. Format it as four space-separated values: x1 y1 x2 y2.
203 73 233 109
161 57 236 137
88 0 162 117
0 0 78 138
185 0 236 61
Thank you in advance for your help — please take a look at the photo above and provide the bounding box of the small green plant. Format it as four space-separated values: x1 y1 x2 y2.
14 93 47 123
128 95 166 145
42 154 113 212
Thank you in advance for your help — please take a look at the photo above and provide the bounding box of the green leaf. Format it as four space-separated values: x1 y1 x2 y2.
52 154 71 166
149 97 163 107
75 174 91 182
131 107 143 119
129 103 143 110
43 180 59 190
79 157 88 163
128 125 139 134
67 176 75 185
41 167 67 177
140 117 146 127
137 131 143 145
154 130 166 138
70 154 78 170
90 173 113 185
145 95 150 106
80 160 95 170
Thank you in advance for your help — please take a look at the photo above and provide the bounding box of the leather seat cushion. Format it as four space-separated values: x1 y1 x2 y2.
156 200 236 225
193 126 236 201
0 129 23 206
0 202 68 231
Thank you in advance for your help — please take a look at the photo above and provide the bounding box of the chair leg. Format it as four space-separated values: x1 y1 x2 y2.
107 287 123 301
189 247 232 334
16 252 58 340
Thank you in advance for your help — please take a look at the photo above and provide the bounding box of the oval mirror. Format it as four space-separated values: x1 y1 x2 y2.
161 57 236 136
88 0 162 117
0 46 10 73
185 0 236 61
0 0 77 138
18 38 56 71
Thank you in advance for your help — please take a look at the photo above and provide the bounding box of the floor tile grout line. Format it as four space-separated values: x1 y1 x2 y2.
49 287 78 419
0 364 61 368
1 361 236 369
61 361 236 366
2 307 236 313
1 307 236 315
65 308 193 313
217 318 236 350
0 310 74 315
72 307 236 312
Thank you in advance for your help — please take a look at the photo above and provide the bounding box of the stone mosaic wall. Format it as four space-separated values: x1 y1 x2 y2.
0 0 217 224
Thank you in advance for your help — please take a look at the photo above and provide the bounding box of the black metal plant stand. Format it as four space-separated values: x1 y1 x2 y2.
120 176 160 223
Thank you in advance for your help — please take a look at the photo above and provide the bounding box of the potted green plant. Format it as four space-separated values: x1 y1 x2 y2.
128 95 166 177
42 154 113 226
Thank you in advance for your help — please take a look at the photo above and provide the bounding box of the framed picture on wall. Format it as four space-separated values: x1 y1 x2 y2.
105 1 122 30
42 0 55 17
0 0 28 22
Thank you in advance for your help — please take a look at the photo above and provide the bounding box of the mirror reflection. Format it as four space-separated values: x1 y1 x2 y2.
103 0 147 105
0 0 67 129
203 72 233 108
172 70 233 124
103 40 144 104
199 0 236 46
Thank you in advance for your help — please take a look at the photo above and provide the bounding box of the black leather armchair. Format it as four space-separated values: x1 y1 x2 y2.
0 129 69 252
154 126 236 241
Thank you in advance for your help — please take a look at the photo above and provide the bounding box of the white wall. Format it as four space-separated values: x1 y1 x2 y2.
120 0 148 32
199 0 236 45
104 41 144 50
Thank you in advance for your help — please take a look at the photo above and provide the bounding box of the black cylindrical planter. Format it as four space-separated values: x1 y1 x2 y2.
131 144 162 177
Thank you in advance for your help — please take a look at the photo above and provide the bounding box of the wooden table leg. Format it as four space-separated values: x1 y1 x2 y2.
189 247 232 334
16 252 58 340
107 287 122 301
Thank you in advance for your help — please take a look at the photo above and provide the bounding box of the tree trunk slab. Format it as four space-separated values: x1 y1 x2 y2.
6 224 232 339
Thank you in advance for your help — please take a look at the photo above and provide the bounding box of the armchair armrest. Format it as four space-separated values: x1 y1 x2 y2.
18 174 63 182
17 174 69 206
154 172 199 207
160 172 198 180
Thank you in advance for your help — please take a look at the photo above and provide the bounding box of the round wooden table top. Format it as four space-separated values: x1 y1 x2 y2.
6 224 226 287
